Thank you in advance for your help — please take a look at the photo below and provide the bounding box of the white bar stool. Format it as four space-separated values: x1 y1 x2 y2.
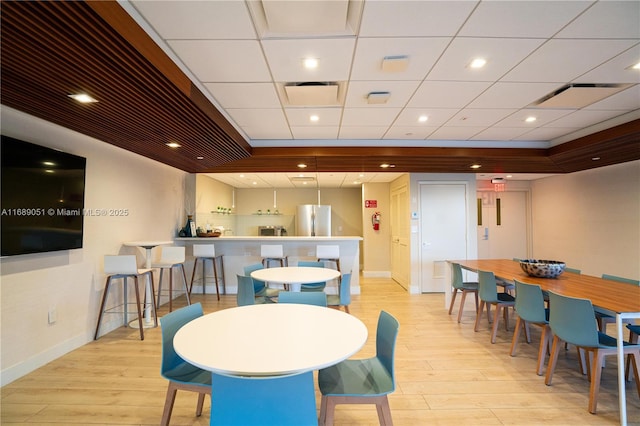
317 245 340 272
152 246 190 312
189 244 225 300
261 244 288 268
94 255 157 340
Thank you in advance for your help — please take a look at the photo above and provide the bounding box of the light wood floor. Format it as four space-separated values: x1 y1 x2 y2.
2 276 639 425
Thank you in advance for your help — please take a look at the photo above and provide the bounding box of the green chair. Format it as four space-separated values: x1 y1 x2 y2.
544 291 640 414
277 291 327 307
564 267 581 274
474 270 515 343
243 263 281 297
236 274 275 306
159 303 211 426
297 260 328 292
595 274 639 331
327 272 352 313
318 311 399 425
510 280 551 375
448 262 478 323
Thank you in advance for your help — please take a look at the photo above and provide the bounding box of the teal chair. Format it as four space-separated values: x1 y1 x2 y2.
297 260 328 292
243 263 281 297
544 292 640 414
474 270 515 343
448 262 478 323
327 272 352 313
277 291 327 307
159 303 211 426
318 311 399 425
236 274 275 306
510 280 551 375
564 267 581 274
595 274 639 331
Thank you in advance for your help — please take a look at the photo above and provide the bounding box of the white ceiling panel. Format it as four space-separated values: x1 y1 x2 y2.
338 126 388 139
204 83 281 109
584 85 640 110
468 82 562 109
345 81 420 107
427 126 487 141
471 127 533 141
575 44 640 84
341 107 401 126
285 108 343 126
514 127 581 141
383 126 435 139
408 81 492 108
555 1 640 39
545 109 631 129
393 108 459 127
495 109 574 128
446 109 517 127
290 126 339 139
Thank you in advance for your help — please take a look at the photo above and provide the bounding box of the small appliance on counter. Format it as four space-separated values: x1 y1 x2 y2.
258 226 287 236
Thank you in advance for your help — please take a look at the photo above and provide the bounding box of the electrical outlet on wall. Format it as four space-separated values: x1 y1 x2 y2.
48 305 57 324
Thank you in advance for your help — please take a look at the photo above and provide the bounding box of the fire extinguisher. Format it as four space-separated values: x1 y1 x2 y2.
372 212 381 231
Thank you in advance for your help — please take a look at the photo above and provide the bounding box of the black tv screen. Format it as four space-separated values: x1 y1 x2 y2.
1 136 86 256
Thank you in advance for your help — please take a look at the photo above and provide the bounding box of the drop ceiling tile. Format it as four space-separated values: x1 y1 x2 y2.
285 108 342 126
345 81 420 107
359 1 477 37
132 1 256 39
575 44 640 84
427 126 486 140
409 81 491 108
427 38 544 81
394 108 459 127
556 1 640 39
225 108 288 128
471 127 532 141
384 126 435 139
584 85 640 111
514 127 578 141
468 82 562 109
457 1 591 38
350 37 450 81
446 109 517 127
502 39 638 83
341 107 402 126
290 126 339 139
338 127 389 139
545 109 631 128
242 125 292 140
204 83 281 109
261 38 355 82
168 40 271 82
495 109 574 127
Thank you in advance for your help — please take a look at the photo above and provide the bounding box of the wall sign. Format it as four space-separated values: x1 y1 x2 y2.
364 199 377 208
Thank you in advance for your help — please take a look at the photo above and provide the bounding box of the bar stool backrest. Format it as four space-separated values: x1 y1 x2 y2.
261 244 283 258
316 245 339 259
193 244 216 258
159 246 185 263
104 255 138 275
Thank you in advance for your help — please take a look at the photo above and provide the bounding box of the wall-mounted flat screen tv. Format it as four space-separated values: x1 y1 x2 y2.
1 136 86 256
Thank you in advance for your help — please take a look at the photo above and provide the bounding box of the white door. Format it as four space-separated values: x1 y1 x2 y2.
420 183 468 293
390 185 410 289
477 191 529 259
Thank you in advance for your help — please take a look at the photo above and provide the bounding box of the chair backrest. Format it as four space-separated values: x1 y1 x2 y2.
193 244 216 258
338 272 352 306
297 261 324 268
244 263 267 293
316 245 339 259
450 263 465 290
477 270 499 303
602 274 640 286
547 291 599 348
159 246 185 263
514 280 547 324
104 255 138 275
278 291 327 307
237 274 257 306
376 311 400 391
565 267 581 274
159 303 204 377
261 244 283 258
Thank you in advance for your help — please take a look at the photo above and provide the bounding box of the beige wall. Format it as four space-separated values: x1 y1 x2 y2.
362 182 392 275
531 160 640 279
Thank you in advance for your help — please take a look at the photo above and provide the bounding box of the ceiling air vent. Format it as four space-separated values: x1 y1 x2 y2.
284 82 339 106
531 83 631 109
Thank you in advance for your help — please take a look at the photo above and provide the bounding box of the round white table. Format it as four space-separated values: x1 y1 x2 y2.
250 266 341 292
174 303 367 425
123 240 172 326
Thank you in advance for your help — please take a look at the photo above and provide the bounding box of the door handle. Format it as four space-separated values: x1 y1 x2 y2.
483 227 489 240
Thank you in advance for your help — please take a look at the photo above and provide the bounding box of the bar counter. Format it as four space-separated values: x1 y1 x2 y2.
174 236 362 294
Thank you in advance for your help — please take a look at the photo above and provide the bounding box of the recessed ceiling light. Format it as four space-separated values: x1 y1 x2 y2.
310 115 319 122
196 156 204 160
252 181 257 185
470 164 482 169
45 169 55 173
166 142 181 148
42 161 55 166
297 163 307 168
239 174 245 178
418 115 428 123
303 58 319 69
506 175 513 178
628 61 640 70
469 58 487 69
592 157 601 161
525 116 537 123
68 93 98 103
380 163 395 168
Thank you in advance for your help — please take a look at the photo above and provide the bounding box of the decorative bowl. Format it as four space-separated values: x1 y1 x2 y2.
519 259 566 278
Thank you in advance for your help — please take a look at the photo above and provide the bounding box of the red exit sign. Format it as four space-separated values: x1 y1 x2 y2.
364 200 377 208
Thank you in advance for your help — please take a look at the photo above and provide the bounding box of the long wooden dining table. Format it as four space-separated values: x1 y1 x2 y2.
449 259 640 426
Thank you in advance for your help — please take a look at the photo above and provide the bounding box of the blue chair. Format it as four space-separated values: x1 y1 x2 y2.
277 291 327 307
544 292 640 414
318 311 399 425
236 274 275 306
243 263 281 297
159 303 211 426
448 262 478 323
297 260 328 292
595 274 639 331
474 270 515 343
564 267 581 274
510 280 551 375
327 272 352 313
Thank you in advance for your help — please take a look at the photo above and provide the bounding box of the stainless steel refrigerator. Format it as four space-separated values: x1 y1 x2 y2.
296 205 331 236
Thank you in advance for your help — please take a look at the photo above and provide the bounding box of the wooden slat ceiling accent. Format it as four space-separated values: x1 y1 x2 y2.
1 1 639 175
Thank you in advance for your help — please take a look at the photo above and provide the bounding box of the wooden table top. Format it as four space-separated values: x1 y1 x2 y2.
450 259 640 314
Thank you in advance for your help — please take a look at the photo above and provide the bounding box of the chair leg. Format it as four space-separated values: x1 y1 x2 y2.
545 335 562 385
218 255 226 294
132 277 144 340
319 395 336 425
588 349 604 414
491 304 501 343
448 289 458 315
160 382 178 426
180 264 191 306
94 277 113 340
510 317 523 356
195 392 206 416
376 396 393 425
189 257 199 295
157 269 165 310
212 257 221 300
474 301 486 332
536 325 551 376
